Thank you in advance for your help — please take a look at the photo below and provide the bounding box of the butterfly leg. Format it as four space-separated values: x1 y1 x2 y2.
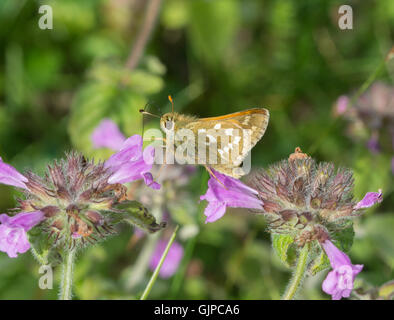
204 165 227 189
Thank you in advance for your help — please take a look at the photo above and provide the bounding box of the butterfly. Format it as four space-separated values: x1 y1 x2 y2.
142 97 269 179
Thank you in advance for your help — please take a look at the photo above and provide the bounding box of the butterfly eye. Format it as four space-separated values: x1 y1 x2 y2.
165 120 174 130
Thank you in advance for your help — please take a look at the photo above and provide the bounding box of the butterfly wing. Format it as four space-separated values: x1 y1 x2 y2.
186 108 269 178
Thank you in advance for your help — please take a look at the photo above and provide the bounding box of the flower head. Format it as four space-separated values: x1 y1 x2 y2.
149 240 184 278
321 239 363 300
0 157 28 189
200 169 263 223
0 152 165 257
249 148 383 245
91 119 126 151
0 211 44 258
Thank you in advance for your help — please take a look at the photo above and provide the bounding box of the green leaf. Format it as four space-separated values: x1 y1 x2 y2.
68 82 145 157
332 222 355 252
68 61 165 157
379 280 394 300
115 200 167 234
129 70 165 95
162 0 189 30
271 234 296 267
28 227 61 266
308 250 330 275
353 153 391 203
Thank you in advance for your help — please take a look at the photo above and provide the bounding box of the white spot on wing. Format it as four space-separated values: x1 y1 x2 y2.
234 136 241 145
225 128 233 135
207 135 216 143
214 123 221 129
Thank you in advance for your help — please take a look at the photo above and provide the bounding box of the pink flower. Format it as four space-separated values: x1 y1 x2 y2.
321 240 363 300
200 169 263 223
0 156 28 190
142 172 161 190
104 135 160 189
335 95 350 115
0 211 45 258
91 120 160 190
354 189 383 210
366 135 380 154
149 240 184 278
91 119 126 151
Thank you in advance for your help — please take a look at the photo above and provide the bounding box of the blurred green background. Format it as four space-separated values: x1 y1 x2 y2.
0 0 393 299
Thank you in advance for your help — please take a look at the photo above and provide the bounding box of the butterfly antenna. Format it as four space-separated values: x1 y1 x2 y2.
168 95 174 113
139 109 161 118
140 102 148 137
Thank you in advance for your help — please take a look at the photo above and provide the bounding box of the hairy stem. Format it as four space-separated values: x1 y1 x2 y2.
140 225 179 300
282 243 310 300
59 249 75 300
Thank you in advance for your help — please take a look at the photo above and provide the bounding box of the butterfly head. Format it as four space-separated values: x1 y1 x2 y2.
160 112 179 133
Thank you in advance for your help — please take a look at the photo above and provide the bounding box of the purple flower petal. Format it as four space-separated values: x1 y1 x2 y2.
91 119 126 151
366 136 380 154
322 239 351 269
0 211 45 258
0 157 28 190
204 202 227 223
354 189 383 210
107 157 152 184
105 135 144 169
142 172 161 190
104 134 160 189
391 157 394 175
321 240 363 300
149 240 184 278
200 169 263 223
335 95 349 115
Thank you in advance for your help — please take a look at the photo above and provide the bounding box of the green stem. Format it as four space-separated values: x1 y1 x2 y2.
282 243 310 300
59 249 75 300
350 59 386 105
169 234 197 298
140 225 179 300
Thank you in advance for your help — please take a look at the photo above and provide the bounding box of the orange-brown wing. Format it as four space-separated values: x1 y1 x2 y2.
184 108 269 176
199 108 269 121
197 108 269 153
